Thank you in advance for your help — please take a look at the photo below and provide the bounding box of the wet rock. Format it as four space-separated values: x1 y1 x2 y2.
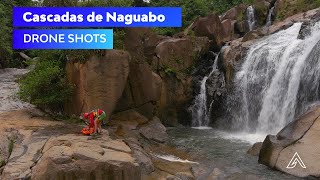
298 11 320 39
153 157 194 178
242 31 261 42
226 172 260 180
190 13 225 51
206 168 222 180
139 117 168 143
167 175 182 180
220 39 248 87
259 106 320 177
125 138 155 174
247 142 263 156
235 20 250 35
65 50 130 117
175 172 194 180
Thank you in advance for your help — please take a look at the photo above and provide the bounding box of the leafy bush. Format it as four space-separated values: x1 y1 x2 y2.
0 0 33 68
19 51 74 112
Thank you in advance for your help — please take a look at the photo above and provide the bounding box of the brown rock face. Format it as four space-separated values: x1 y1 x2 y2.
114 28 164 119
242 31 261 42
221 39 252 87
114 62 162 119
31 134 141 180
139 117 168 143
247 142 263 156
253 0 270 26
154 36 210 126
191 13 225 51
235 20 250 35
221 4 248 21
65 50 130 117
155 38 209 73
259 106 320 177
124 28 160 63
221 19 235 42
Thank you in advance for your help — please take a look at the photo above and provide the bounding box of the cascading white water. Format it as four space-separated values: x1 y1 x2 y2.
229 22 320 134
192 52 220 128
266 7 274 26
246 5 256 31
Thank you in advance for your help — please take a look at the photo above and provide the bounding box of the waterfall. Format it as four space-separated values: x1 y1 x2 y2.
246 5 256 31
227 22 320 134
192 52 220 128
266 7 274 26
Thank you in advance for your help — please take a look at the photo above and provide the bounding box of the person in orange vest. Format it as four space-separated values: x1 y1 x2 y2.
83 109 106 135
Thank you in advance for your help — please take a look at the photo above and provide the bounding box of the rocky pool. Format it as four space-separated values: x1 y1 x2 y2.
167 127 302 180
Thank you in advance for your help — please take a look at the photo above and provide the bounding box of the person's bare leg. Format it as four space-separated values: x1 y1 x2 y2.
99 121 102 134
94 119 98 134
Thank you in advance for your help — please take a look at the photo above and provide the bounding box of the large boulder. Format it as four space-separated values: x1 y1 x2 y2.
221 4 248 21
259 106 320 177
65 50 130 117
221 19 235 42
220 39 254 87
247 142 263 156
124 28 161 63
154 37 209 73
139 117 168 143
154 36 210 126
31 134 140 180
190 13 225 51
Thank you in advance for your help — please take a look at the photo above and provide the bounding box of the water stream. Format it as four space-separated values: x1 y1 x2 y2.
247 5 256 31
266 7 274 26
191 52 220 128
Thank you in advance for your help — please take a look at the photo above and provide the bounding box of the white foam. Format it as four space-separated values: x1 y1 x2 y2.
191 126 213 130
152 154 199 164
216 131 268 144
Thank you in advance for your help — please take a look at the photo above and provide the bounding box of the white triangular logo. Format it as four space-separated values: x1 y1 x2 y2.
286 152 306 169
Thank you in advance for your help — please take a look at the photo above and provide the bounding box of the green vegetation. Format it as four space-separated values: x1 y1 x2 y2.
164 67 177 75
0 159 5 168
276 0 320 21
8 139 14 157
18 51 74 112
0 0 34 68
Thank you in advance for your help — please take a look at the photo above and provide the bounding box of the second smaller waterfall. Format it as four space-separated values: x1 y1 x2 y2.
192 52 220 127
266 7 274 26
247 5 256 31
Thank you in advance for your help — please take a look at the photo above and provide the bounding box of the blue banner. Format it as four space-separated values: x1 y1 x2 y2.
13 29 113 49
13 7 182 27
